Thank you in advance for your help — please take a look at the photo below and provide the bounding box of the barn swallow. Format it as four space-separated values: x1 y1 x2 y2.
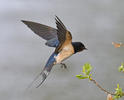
21 16 87 87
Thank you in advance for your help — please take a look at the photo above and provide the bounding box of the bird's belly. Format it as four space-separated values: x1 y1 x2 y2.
54 44 74 64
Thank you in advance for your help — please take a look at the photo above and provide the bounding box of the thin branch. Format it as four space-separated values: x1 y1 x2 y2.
90 78 115 95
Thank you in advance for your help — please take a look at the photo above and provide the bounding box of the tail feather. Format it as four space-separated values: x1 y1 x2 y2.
27 67 52 88
28 53 56 88
36 69 49 88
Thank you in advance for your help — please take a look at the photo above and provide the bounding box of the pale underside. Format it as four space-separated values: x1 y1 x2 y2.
54 43 74 64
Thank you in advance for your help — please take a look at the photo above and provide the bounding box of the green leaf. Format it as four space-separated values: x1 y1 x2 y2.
114 84 123 100
82 63 93 75
80 76 89 79
76 74 88 79
118 63 124 72
82 66 86 74
76 63 93 80
117 84 120 88
76 74 83 79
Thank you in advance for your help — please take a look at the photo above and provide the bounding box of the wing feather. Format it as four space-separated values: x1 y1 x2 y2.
55 16 72 53
21 20 59 47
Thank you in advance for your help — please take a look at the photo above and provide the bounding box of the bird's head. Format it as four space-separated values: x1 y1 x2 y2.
72 42 87 53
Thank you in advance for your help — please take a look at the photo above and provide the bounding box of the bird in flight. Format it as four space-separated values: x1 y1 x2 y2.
21 16 87 87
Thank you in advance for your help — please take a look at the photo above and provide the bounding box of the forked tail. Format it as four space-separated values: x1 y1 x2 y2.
28 53 56 88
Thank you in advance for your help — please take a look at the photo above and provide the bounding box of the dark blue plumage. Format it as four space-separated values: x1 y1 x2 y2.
35 53 57 87
45 38 59 47
22 16 87 87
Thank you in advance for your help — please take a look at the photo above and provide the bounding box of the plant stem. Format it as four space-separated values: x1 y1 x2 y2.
90 78 115 95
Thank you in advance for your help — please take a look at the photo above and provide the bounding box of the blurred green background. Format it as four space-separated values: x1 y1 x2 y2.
0 0 124 100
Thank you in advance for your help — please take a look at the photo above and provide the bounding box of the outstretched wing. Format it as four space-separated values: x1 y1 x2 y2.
28 53 56 88
21 20 59 47
55 16 72 53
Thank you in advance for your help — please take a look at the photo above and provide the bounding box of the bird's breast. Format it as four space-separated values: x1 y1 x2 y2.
54 44 74 64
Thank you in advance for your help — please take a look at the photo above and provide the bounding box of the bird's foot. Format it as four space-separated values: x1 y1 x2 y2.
60 63 68 69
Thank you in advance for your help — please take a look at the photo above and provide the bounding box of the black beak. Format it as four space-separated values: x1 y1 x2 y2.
85 48 88 50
